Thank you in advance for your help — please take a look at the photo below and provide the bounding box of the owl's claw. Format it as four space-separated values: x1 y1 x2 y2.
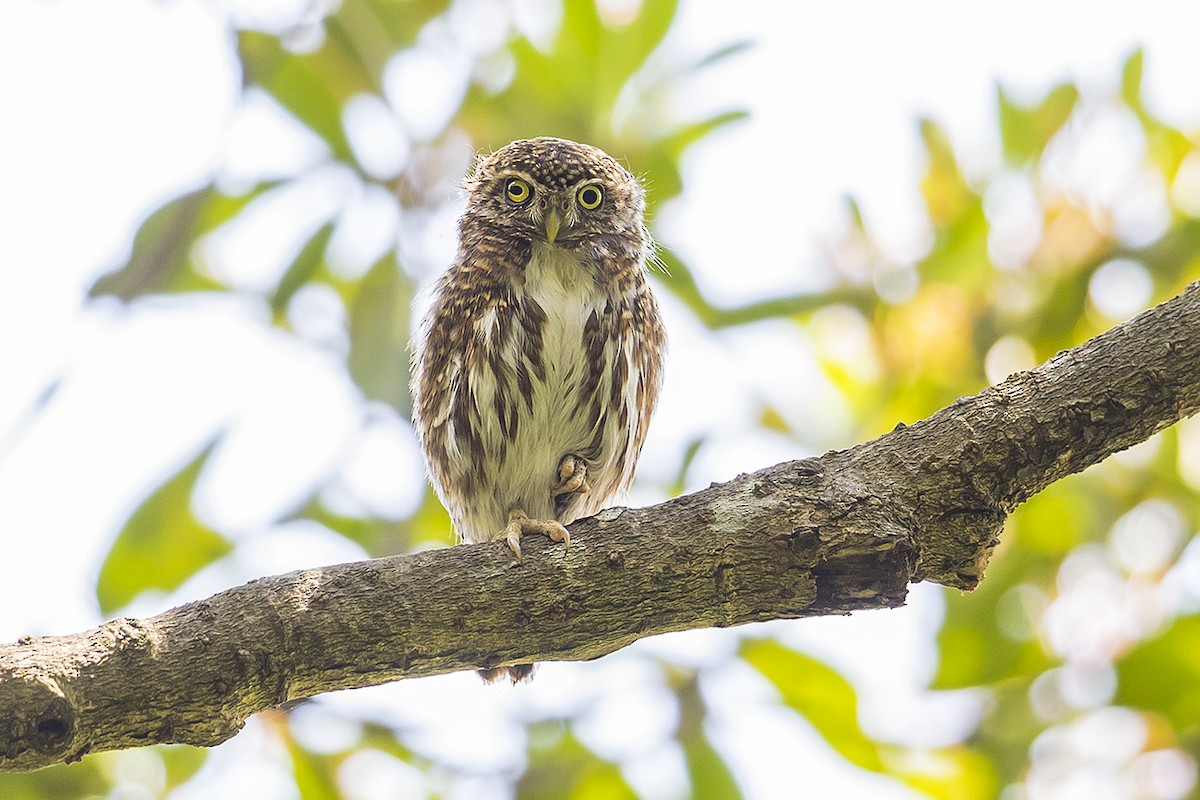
553 454 591 498
502 509 571 559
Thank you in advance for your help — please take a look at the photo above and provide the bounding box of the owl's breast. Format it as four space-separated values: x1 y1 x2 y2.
521 242 603 377
463 243 624 519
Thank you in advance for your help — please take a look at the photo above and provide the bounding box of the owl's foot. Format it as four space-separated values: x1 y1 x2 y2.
502 508 570 558
478 664 535 684
553 454 591 498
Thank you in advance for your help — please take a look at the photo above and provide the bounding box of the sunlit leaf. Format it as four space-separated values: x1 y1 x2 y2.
685 39 755 74
159 744 209 791
917 199 990 288
239 31 367 163
997 82 1078 165
666 435 705 497
359 721 417 762
661 110 750 159
1013 480 1099 554
285 736 341 800
653 249 867 330
1120 48 1144 110
1026 259 1095 355
919 118 970 227
893 746 999 800
89 184 272 301
594 0 678 113
741 638 883 771
1128 219 1200 292
1108 48 1190 182
96 438 231 614
676 674 744 800
561 0 602 64
1116 613 1200 733
347 254 414 413
758 404 790 433
683 731 742 800
0 757 109 800
287 489 441 557
326 0 443 81
342 0 445 52
271 222 336 320
932 535 1054 690
569 767 640 800
518 723 638 800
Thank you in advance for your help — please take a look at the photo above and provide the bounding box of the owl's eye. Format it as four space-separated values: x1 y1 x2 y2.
504 178 532 205
576 184 604 210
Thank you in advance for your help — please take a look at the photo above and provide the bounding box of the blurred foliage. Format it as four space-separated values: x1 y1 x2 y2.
96 437 231 615
10 1 1200 798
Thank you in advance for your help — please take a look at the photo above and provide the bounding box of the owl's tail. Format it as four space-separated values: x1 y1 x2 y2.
477 664 535 684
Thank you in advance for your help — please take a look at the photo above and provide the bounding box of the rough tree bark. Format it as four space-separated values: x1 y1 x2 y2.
3 281 1199 772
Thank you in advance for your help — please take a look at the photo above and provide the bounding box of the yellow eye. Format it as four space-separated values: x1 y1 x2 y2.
505 178 532 205
576 184 603 210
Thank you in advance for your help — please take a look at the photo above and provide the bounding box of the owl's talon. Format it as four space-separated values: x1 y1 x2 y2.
504 526 524 559
502 509 571 559
553 454 591 498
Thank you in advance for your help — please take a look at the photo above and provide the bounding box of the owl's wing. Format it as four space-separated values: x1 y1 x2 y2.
628 277 666 461
412 269 516 496
412 305 454 432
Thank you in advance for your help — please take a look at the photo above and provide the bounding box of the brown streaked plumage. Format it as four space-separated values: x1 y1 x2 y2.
411 137 666 682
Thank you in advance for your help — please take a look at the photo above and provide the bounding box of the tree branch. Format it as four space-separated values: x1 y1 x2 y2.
3 281 1198 772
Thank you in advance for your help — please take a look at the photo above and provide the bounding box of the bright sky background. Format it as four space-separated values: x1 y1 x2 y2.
3 1 1200 798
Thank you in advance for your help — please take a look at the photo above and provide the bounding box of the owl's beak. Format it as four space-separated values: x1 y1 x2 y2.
543 209 561 245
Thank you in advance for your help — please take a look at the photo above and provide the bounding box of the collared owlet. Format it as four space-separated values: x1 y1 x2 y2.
411 137 666 680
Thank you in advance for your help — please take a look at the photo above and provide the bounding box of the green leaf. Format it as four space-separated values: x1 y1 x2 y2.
1115 613 1200 733
661 109 750 159
653 248 867 330
271 222 336 319
288 492 431 557
683 731 742 800
359 721 414 762
337 0 445 53
561 0 603 64
89 188 210 300
89 184 269 301
684 39 755 75
517 723 638 800
894 747 998 800
286 737 341 800
347 254 414 413
741 638 883 771
1120 48 1144 111
159 745 210 791
932 537 1054 690
594 0 679 113
0 758 109 800
1124 218 1200 290
96 438 232 614
90 181 279 301
569 767 640 800
920 118 971 227
676 674 744 800
238 31 364 163
325 0 441 83
743 642 1000 797
917 196 990 287
666 435 704 497
997 82 1078 166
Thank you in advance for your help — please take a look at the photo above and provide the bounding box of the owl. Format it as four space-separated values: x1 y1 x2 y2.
411 137 666 679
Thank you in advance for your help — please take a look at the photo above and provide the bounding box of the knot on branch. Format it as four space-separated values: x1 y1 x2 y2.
2 677 75 762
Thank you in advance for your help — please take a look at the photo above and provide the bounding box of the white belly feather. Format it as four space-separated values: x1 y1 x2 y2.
455 242 636 542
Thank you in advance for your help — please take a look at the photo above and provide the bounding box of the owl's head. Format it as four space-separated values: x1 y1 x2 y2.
464 137 646 249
